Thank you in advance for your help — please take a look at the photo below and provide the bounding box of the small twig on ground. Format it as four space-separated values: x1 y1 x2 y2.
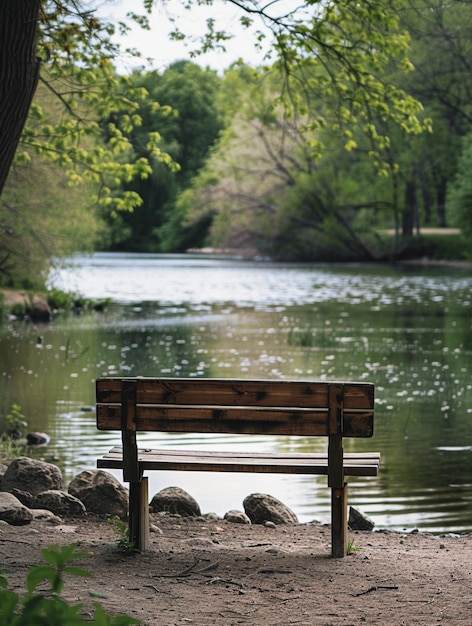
352 585 398 597
195 562 219 574
207 577 245 589
156 560 202 578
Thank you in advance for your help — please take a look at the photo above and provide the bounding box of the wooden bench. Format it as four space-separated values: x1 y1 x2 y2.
96 377 380 558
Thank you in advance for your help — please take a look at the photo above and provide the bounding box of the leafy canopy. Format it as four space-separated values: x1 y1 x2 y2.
167 0 429 170
19 1 176 214
19 0 427 209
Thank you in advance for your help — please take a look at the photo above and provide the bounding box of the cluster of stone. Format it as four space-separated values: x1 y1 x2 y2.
0 457 128 525
149 486 299 527
0 457 300 527
0 456 374 530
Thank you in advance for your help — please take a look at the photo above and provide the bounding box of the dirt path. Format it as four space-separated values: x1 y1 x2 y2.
1 514 471 625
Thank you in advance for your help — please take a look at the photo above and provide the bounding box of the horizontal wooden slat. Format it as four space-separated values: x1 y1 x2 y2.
96 377 374 410
96 404 374 437
97 447 380 477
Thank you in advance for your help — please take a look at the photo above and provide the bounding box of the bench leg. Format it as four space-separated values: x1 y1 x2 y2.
129 478 150 552
331 483 348 558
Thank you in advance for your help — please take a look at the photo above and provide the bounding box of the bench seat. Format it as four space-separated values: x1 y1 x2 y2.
98 447 381 476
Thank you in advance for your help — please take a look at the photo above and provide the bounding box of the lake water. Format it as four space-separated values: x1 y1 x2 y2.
2 253 472 532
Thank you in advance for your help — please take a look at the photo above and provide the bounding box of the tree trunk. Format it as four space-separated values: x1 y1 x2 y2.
436 177 447 227
402 179 416 238
0 1 41 197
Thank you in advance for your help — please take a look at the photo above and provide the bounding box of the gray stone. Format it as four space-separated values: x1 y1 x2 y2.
32 490 86 517
0 463 8 489
9 488 34 508
150 486 201 517
31 509 63 524
0 492 33 525
348 506 375 531
243 493 299 525
26 432 50 446
68 469 128 518
2 457 63 496
224 509 252 525
264 520 277 529
30 298 52 322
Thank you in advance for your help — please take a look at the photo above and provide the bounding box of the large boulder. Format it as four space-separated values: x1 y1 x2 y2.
150 486 201 517
0 492 33 525
32 490 86 517
68 470 128 518
2 457 63 496
243 493 299 525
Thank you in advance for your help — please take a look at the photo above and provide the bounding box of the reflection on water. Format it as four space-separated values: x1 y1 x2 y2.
1 253 472 532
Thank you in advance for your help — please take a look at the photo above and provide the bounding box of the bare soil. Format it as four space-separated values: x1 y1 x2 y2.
1 514 471 625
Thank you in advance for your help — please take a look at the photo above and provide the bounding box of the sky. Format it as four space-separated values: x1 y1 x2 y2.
96 0 274 73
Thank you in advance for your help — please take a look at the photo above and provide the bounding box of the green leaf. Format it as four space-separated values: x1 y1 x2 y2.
88 589 108 599
26 565 56 594
64 566 91 579
0 589 20 622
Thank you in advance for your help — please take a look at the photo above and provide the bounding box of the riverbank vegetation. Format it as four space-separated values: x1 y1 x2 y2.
1 1 472 290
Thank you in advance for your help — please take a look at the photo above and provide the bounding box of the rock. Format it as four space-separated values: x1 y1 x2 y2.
0 492 33 525
150 486 201 517
31 509 63 524
32 490 86 517
204 512 220 521
243 493 299 525
2 457 63 496
26 432 51 446
0 463 8 489
30 298 52 322
348 506 375 531
9 488 34 508
224 509 252 525
68 470 128 518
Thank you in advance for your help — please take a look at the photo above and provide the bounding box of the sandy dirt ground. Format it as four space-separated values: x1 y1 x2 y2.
1 513 471 625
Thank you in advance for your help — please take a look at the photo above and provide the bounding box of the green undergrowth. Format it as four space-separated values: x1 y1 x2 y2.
0 543 140 625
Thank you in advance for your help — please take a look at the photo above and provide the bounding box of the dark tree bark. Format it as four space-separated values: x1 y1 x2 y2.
0 1 41 196
402 179 416 238
436 176 447 227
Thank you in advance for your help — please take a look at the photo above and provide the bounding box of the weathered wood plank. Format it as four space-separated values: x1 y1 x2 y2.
97 447 380 476
97 405 374 437
96 378 374 410
331 484 348 558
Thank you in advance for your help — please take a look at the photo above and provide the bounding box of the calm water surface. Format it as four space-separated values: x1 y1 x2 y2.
2 253 472 532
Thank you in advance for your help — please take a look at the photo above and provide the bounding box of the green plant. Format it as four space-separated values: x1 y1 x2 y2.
0 437 27 463
287 328 316 347
1 403 28 440
346 539 362 555
0 543 140 625
47 289 75 312
107 518 139 554
8 302 28 318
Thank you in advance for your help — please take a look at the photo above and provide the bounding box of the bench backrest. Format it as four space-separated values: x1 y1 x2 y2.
96 377 374 438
